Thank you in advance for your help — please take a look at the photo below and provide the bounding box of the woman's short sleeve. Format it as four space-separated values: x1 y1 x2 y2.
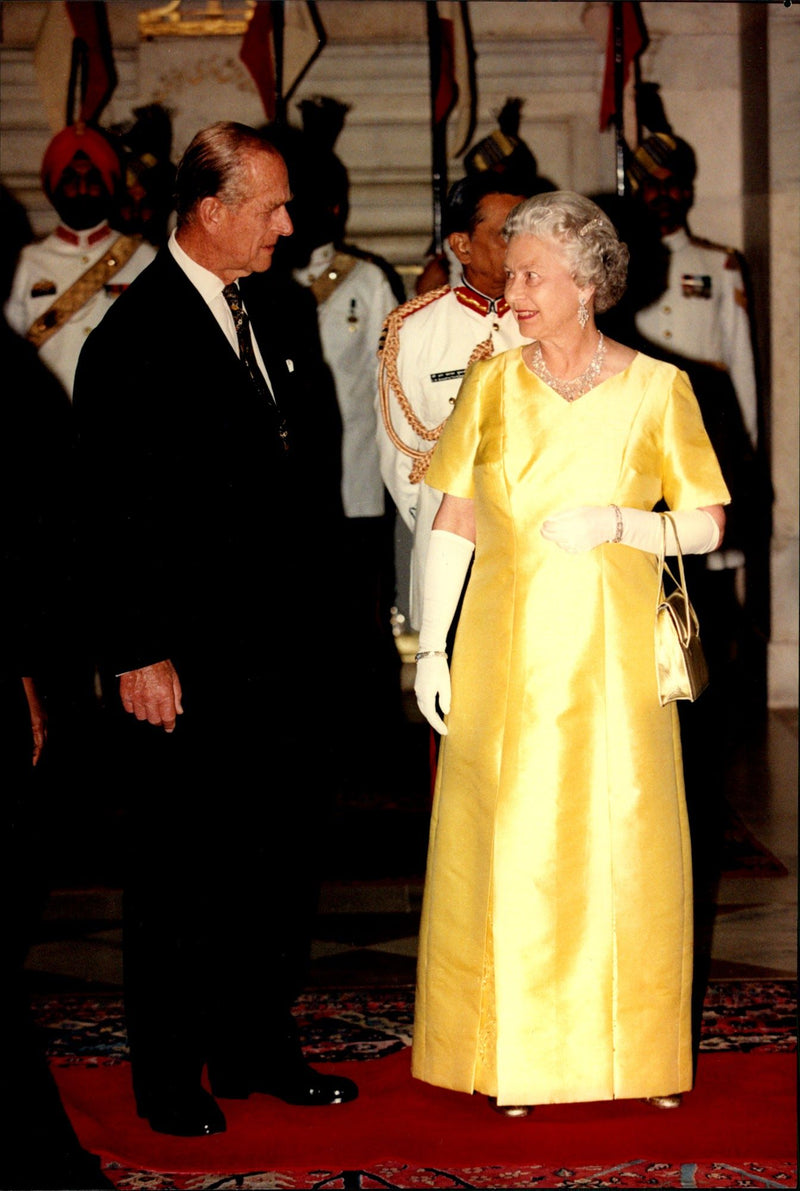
425 358 492 498
662 368 731 510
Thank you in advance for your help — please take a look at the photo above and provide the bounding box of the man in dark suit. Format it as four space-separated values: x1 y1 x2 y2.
1 184 111 1189
74 121 355 1138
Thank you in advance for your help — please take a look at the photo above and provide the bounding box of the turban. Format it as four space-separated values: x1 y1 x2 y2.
627 133 697 193
41 125 122 197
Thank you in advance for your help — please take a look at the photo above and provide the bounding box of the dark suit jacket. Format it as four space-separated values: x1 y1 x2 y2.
73 249 342 685
1 320 74 685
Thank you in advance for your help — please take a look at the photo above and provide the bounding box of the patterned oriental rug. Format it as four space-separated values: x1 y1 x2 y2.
40 981 796 1190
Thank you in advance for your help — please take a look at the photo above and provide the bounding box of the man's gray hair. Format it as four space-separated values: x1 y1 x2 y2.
174 121 281 229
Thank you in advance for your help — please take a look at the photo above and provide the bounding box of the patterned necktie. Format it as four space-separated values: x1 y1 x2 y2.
222 282 289 451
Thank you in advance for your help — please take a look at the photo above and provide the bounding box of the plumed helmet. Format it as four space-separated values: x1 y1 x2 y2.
627 133 697 194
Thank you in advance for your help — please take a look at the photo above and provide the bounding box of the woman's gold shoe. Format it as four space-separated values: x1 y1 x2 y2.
642 1093 683 1109
488 1097 533 1118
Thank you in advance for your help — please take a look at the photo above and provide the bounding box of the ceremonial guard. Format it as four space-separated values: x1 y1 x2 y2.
626 134 767 750
275 98 403 529
629 133 758 453
292 234 398 526
5 124 155 398
377 175 528 628
273 99 404 734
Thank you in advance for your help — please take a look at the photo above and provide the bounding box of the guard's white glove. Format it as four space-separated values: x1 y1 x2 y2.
414 529 475 735
541 506 721 555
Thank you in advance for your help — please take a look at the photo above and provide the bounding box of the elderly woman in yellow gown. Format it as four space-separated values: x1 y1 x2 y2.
412 191 730 1115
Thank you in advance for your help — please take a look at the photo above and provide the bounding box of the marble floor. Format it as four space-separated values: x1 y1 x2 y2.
703 706 797 979
24 691 797 992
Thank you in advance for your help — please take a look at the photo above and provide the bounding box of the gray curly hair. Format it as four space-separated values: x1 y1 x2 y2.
503 191 629 313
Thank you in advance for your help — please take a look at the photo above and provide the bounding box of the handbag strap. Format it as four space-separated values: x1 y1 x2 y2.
658 512 694 636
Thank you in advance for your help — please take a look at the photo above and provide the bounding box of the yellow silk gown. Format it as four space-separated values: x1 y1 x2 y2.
412 349 730 1107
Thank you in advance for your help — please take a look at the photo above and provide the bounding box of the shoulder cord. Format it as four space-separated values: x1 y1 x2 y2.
26 235 142 349
377 286 495 484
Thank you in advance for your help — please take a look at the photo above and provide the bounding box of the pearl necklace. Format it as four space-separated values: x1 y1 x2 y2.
529 332 606 402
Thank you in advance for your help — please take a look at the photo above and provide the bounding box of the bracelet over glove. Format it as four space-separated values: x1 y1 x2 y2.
541 506 721 555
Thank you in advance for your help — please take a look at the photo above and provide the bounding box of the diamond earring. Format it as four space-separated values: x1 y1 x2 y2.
578 297 589 329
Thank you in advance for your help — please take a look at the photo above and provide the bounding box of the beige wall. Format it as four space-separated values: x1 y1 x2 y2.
766 2 800 708
1 0 797 704
1 1 747 252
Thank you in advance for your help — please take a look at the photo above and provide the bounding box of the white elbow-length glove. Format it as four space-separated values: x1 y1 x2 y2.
414 529 475 735
541 506 721 555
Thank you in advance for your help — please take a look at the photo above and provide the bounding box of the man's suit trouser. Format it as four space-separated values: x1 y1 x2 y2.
114 669 324 1104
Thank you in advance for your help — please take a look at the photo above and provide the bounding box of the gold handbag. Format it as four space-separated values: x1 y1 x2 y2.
654 512 709 705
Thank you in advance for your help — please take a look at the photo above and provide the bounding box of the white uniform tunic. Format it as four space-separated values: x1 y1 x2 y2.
635 227 758 448
5 222 156 398
296 244 397 518
376 284 527 628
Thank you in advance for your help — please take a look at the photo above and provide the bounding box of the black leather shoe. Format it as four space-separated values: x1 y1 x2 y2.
137 1086 227 1136
212 1063 358 1106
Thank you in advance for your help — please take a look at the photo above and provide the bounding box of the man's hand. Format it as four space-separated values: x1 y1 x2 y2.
120 660 183 732
22 676 47 766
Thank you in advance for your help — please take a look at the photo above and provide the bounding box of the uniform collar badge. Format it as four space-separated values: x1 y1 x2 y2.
454 283 509 319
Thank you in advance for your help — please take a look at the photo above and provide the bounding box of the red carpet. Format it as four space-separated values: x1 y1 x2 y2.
53 1048 796 1175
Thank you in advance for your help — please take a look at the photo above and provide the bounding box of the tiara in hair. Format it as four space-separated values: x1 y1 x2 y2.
578 217 603 238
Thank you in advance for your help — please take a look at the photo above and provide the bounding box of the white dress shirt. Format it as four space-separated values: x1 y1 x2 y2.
168 230 274 395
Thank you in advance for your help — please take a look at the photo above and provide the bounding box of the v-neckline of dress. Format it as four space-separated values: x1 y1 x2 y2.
519 345 641 404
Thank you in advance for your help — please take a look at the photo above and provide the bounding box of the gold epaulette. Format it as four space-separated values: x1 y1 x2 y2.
309 251 360 305
377 284 450 353
688 233 739 258
394 283 452 321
